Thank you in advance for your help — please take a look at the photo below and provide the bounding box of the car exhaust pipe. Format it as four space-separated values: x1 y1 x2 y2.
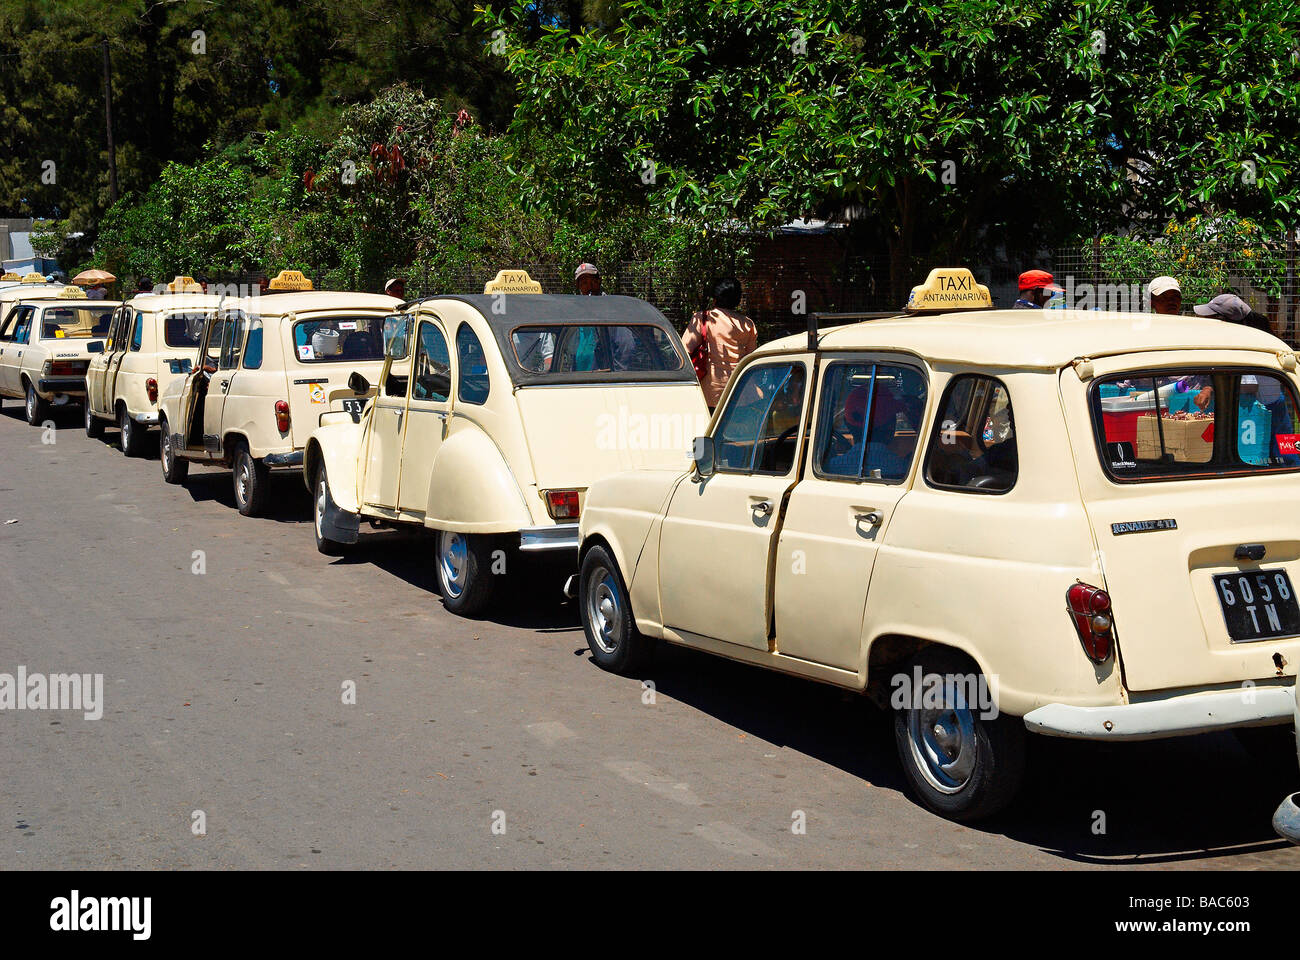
562 574 578 601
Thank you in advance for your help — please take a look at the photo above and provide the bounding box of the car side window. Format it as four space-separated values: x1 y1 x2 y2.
242 318 263 369
713 362 806 475
815 362 927 482
0 308 16 341
130 311 143 351
218 315 242 370
456 323 489 405
924 374 1018 493
13 307 33 345
412 321 451 402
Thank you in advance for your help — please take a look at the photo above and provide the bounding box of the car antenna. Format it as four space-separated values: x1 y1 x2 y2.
808 311 819 352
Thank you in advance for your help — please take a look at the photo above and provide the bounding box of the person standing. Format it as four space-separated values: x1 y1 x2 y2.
574 262 603 296
1148 276 1183 315
681 277 758 409
1013 269 1064 309
384 277 406 300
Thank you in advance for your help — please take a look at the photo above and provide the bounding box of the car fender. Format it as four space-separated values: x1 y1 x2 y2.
303 419 366 512
425 424 534 533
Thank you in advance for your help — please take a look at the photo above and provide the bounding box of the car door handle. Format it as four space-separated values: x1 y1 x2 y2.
853 509 883 526
751 498 774 517
219 379 229 393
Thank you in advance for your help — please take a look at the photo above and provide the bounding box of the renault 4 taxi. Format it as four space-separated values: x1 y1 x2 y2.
85 278 228 456
0 284 119 424
575 266 1300 821
156 271 401 516
303 270 707 616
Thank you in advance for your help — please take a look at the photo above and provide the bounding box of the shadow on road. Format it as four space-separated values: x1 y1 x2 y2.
183 469 314 524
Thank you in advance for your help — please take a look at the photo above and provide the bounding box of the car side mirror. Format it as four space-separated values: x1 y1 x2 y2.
347 372 370 394
87 340 104 353
692 436 715 478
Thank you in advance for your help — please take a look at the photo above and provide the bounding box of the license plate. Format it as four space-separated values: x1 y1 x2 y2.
1214 569 1300 642
340 397 368 422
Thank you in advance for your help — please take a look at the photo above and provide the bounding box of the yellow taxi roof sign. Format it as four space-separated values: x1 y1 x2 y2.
21 272 47 284
267 269 313 292
483 269 542 295
904 267 992 313
0 272 23 282
57 285 87 299
165 275 205 294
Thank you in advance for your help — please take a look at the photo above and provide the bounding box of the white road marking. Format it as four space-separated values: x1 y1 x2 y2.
603 760 704 806
525 721 576 745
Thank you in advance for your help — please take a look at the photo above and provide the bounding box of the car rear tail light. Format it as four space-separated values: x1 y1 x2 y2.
544 489 581 521
49 360 85 376
1067 582 1114 662
146 378 158 403
275 400 290 433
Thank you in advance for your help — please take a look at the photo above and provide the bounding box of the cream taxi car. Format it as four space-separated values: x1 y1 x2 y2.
85 279 227 456
576 267 1300 820
303 272 707 616
156 271 401 516
0 283 119 424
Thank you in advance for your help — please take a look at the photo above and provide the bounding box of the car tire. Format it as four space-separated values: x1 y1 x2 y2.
892 647 1026 822
159 417 188 485
232 442 270 517
313 465 347 556
118 405 147 457
434 529 498 617
85 401 104 438
24 381 48 426
579 545 654 675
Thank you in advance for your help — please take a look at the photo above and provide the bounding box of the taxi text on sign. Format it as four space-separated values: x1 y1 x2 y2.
904 267 992 312
483 270 543 295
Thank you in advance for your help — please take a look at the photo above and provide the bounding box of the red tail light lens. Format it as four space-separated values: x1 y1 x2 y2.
544 489 581 520
275 400 290 433
50 360 85 376
146 378 158 403
1066 582 1113 662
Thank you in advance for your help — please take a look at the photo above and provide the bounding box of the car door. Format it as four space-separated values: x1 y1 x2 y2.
771 359 929 670
105 307 139 410
361 329 413 511
86 306 117 415
178 314 222 450
658 358 810 650
204 313 243 454
396 316 454 516
0 304 31 396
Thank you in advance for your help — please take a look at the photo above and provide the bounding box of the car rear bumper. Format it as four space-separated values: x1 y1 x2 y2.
518 524 579 552
1022 685 1295 741
38 377 86 396
264 451 304 468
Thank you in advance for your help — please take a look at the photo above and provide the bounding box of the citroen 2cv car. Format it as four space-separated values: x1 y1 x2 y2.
576 267 1300 821
156 272 401 515
85 281 229 455
303 279 707 616
0 284 119 424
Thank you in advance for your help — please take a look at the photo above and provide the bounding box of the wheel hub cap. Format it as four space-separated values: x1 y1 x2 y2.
439 533 468 598
908 704 977 794
586 569 622 654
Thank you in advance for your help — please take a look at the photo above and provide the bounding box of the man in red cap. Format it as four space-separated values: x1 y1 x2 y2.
1014 269 1064 309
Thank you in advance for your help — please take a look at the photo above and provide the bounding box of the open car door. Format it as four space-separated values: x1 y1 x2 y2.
177 314 222 450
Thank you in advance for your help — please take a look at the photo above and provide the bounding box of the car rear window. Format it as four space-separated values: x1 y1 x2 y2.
40 305 114 339
510 323 684 376
293 316 386 363
163 310 214 348
1092 369 1300 480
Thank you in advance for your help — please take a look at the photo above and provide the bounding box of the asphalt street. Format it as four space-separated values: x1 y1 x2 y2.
2 403 1298 870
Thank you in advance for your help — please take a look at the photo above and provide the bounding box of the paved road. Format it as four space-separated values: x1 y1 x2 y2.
1 403 1297 870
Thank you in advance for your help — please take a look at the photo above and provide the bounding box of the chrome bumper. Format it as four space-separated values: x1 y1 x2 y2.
518 524 579 552
1022 685 1295 741
132 410 159 425
264 451 304 468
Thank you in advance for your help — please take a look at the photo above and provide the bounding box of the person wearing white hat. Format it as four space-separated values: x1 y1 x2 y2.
574 262 603 296
384 277 405 299
1148 276 1182 315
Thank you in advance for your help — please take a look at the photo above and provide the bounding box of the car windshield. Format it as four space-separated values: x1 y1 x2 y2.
293 315 387 363
511 323 684 375
163 310 216 348
40 305 114 339
1092 369 1300 480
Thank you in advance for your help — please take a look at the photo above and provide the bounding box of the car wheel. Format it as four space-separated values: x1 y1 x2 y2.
24 381 48 426
85 400 104 438
118 405 147 457
579 545 654 675
435 529 498 616
313 466 347 556
159 417 188 484
232 442 270 517
892 647 1025 822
